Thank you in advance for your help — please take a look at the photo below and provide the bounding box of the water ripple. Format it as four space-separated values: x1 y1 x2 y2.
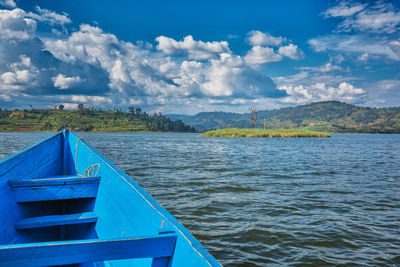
1 132 399 266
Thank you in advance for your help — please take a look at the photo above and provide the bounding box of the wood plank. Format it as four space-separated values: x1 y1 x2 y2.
0 234 177 267
8 176 100 202
152 257 170 267
8 176 100 186
15 212 98 230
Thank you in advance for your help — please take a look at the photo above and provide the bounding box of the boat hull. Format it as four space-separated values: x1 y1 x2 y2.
0 130 220 266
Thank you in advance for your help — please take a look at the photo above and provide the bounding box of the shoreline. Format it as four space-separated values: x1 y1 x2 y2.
201 128 330 138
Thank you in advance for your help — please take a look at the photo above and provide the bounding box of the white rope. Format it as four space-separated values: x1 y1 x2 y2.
75 137 100 177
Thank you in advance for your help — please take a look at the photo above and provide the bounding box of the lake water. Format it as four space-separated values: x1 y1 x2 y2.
1 132 399 266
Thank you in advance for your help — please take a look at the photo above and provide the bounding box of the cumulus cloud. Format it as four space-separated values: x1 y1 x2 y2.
279 82 365 104
273 59 367 105
171 53 284 99
156 35 231 60
244 30 303 66
0 54 38 91
0 0 15 8
244 46 282 66
246 30 284 46
52 74 83 89
0 8 110 99
203 54 283 98
278 44 304 59
0 8 37 40
358 53 369 62
44 25 286 102
0 6 287 111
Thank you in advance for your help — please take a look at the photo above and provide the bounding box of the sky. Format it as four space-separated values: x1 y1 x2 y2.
0 0 399 114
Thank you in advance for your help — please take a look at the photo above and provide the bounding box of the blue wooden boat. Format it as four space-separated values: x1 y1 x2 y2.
0 130 220 266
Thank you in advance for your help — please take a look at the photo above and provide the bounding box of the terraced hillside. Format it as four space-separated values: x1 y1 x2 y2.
167 101 400 133
0 108 194 132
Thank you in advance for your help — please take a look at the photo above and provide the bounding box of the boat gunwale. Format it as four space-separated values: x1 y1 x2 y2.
67 130 220 266
0 130 220 266
0 132 62 165
8 176 101 187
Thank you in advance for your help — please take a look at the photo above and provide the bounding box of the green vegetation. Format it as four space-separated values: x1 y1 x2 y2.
168 101 400 133
0 106 195 132
201 128 330 138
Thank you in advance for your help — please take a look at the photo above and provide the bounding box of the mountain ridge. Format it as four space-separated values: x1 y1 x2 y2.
166 101 400 133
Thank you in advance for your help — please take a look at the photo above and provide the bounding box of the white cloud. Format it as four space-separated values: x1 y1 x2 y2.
1 70 35 88
333 54 345 64
244 46 282 66
29 6 71 25
43 23 283 108
156 35 231 60
52 74 83 89
0 7 289 112
323 1 400 34
278 44 304 59
1 72 16 84
359 79 400 107
246 30 284 46
0 8 37 40
358 53 369 62
373 79 400 91
389 40 400 59
44 24 120 64
172 53 281 98
0 7 69 42
313 1 400 64
0 0 16 8
342 2 400 34
69 95 111 104
0 55 38 90
323 1 366 17
244 31 303 66
0 93 11 101
300 62 344 73
279 82 365 104
275 68 358 90
309 35 400 61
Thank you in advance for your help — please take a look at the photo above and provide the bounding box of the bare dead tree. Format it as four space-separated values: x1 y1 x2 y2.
249 106 258 128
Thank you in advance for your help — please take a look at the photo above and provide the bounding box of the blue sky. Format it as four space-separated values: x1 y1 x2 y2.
0 0 399 114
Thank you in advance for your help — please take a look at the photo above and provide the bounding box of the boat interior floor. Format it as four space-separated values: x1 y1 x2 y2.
0 174 177 266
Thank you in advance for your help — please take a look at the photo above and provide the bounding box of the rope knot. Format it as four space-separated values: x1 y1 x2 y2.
74 137 101 177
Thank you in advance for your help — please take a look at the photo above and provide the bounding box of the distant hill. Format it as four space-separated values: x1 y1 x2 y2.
167 101 400 133
0 107 195 132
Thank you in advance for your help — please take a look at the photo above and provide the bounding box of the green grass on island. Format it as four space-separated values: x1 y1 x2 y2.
201 128 330 138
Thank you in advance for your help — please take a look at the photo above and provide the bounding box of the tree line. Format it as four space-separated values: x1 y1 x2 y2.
0 104 195 133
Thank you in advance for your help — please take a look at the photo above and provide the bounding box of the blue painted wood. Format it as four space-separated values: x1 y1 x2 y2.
15 212 98 230
152 257 170 267
0 234 177 267
0 130 221 266
0 132 64 245
8 176 100 186
66 130 222 266
8 176 100 202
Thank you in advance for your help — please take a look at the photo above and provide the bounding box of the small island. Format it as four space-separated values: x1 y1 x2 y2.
201 128 330 138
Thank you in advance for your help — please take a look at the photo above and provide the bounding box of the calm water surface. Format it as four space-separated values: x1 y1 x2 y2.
1 132 399 266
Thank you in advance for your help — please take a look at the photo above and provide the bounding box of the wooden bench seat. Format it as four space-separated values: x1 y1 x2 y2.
8 176 101 202
0 234 177 266
15 212 98 230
